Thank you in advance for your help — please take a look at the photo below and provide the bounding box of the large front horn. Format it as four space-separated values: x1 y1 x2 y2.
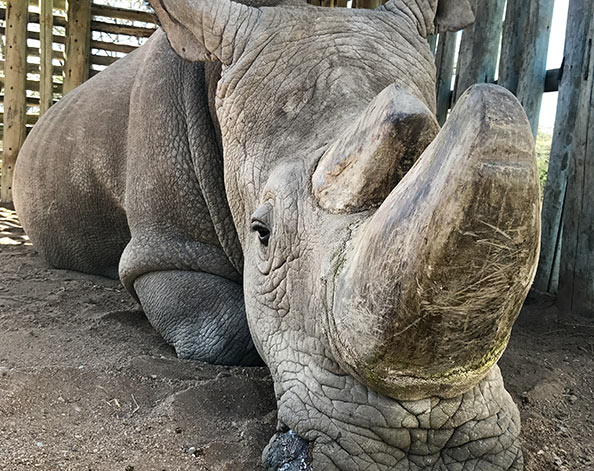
150 0 260 64
313 84 440 213
327 85 540 401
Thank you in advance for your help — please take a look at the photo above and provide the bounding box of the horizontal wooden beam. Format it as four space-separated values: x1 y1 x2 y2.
0 8 155 39
0 113 39 126
28 0 65 10
0 95 58 106
91 19 155 38
26 46 65 60
90 54 120 66
544 67 562 93
0 25 65 45
0 60 64 76
0 26 138 55
438 67 561 117
90 3 155 24
0 77 63 94
90 40 136 54
0 9 68 27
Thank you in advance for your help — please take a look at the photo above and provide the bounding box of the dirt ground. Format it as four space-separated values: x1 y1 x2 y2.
1 203 593 471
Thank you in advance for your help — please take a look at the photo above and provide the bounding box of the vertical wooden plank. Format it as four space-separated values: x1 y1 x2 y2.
453 0 505 102
435 31 457 124
535 0 594 294
39 0 54 115
498 0 555 136
63 0 91 95
557 9 594 317
1 0 28 203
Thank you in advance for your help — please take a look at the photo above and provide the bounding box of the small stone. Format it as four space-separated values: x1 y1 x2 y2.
187 447 196 456
125 466 135 471
175 427 182 434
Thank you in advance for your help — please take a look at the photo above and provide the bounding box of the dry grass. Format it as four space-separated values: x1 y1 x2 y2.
536 131 553 194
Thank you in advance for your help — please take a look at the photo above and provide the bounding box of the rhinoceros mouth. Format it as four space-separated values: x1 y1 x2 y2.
268 360 523 471
319 84 540 401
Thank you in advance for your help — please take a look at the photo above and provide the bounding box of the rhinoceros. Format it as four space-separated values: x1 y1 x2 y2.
13 0 540 469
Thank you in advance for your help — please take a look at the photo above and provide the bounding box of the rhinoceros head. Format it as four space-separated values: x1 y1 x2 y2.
151 1 539 469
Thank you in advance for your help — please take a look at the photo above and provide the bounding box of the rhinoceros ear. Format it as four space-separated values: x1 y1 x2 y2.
149 0 260 64
382 0 474 36
435 0 474 33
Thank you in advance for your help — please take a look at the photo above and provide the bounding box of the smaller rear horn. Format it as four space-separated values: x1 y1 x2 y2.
312 84 439 214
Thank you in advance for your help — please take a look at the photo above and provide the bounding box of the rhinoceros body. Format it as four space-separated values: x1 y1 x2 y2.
15 29 259 363
14 0 540 469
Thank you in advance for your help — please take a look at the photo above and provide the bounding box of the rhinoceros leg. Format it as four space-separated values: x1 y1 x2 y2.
116 34 256 365
134 270 261 365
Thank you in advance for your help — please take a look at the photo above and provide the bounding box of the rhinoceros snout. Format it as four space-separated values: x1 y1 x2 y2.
323 84 541 401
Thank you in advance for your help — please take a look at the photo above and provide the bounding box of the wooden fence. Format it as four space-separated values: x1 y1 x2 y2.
1 0 593 317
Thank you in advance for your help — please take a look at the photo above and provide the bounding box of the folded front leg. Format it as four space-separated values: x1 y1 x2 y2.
135 270 261 366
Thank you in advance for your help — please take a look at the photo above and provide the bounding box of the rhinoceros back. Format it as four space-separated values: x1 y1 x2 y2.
13 43 146 278
14 30 242 285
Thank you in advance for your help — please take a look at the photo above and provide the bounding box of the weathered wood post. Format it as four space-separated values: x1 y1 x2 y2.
498 0 555 137
453 0 505 102
435 32 457 124
556 5 594 317
63 0 91 95
1 0 28 203
535 0 594 296
40 0 54 115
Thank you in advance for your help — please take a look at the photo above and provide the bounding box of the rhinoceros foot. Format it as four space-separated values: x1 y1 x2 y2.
134 270 262 365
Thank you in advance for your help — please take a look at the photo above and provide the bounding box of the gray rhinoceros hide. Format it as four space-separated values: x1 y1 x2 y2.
13 0 540 470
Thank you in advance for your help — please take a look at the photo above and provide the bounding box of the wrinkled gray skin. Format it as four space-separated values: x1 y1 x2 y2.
13 0 531 469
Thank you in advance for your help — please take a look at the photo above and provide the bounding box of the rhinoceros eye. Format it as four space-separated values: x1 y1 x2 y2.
251 203 273 247
251 219 271 247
